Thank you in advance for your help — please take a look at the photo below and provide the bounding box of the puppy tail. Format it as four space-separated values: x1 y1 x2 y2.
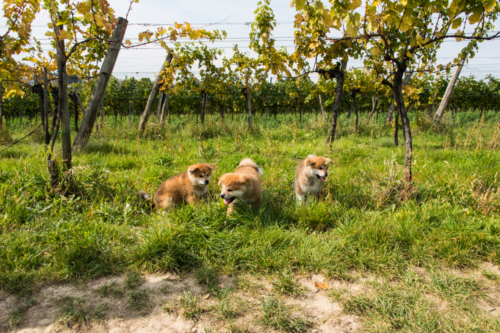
137 191 151 201
238 158 264 175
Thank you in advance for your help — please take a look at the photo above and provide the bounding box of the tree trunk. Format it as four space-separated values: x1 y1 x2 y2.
200 92 207 125
351 88 360 132
386 73 412 125
72 17 128 150
160 92 170 125
128 101 132 127
265 77 272 125
51 86 59 133
318 94 325 122
138 53 173 133
323 67 345 145
43 69 50 145
0 81 3 128
387 68 413 185
246 76 253 128
55 25 72 172
433 57 466 126
367 96 378 122
394 107 400 146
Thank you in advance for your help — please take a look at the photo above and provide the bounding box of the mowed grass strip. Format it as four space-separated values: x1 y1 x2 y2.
0 111 499 295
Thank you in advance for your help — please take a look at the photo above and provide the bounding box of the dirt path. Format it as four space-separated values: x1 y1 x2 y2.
0 273 362 333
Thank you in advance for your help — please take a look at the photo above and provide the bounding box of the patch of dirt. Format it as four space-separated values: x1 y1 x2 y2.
1 273 363 333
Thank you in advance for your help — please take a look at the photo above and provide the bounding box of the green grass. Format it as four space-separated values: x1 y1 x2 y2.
260 297 311 332
56 296 107 329
0 111 499 301
272 270 307 297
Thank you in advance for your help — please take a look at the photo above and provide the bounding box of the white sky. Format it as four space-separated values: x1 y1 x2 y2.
1 0 500 81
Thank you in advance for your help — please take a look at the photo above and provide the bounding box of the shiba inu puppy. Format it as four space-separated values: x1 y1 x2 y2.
138 163 216 210
294 155 333 206
218 158 263 215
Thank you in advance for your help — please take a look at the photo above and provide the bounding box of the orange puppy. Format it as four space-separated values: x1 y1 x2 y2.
294 155 333 206
138 163 216 210
218 158 263 215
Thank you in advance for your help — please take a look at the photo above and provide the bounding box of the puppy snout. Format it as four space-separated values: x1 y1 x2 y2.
220 193 225 199
204 179 209 185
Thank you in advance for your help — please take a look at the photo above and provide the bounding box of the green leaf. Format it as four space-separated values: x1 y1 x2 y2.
469 9 482 24
452 17 462 29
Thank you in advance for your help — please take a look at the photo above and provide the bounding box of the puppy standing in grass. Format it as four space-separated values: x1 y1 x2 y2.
138 163 216 210
219 158 263 215
294 155 333 206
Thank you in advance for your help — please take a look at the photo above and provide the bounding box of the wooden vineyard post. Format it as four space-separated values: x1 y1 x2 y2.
246 76 253 128
55 24 72 172
73 17 128 150
433 57 466 126
160 89 171 126
43 68 50 145
138 53 173 134
155 92 164 124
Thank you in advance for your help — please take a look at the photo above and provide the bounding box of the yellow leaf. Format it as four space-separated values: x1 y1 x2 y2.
348 0 361 10
314 282 331 290
407 52 413 58
125 40 132 46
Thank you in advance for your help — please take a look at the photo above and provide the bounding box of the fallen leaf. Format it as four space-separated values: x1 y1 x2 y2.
314 282 331 290
203 294 210 299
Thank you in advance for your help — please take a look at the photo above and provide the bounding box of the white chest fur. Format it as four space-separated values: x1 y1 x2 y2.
302 177 322 195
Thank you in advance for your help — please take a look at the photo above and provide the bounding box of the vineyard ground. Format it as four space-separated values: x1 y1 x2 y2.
1 111 500 332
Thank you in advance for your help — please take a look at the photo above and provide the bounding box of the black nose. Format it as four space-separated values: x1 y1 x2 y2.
204 180 209 185
220 194 225 199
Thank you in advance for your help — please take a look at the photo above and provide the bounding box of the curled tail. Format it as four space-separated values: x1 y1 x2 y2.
238 158 264 175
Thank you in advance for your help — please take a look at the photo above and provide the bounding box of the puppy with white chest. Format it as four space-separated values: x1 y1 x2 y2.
138 163 215 210
294 155 333 206
218 158 263 215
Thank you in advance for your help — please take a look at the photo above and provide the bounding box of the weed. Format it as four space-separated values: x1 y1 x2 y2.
95 282 124 298
260 297 311 332
481 270 499 282
431 271 484 301
10 296 36 327
215 298 239 319
125 271 144 289
179 290 203 320
56 297 107 328
272 271 307 297
195 266 219 290
128 289 151 311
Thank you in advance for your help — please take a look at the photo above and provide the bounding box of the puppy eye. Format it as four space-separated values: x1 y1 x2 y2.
319 167 323 170
227 189 232 192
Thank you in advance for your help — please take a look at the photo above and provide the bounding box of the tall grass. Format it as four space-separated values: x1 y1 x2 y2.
0 110 499 294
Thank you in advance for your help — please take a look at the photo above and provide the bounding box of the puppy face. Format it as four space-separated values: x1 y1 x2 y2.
188 163 216 185
218 174 250 205
304 156 333 182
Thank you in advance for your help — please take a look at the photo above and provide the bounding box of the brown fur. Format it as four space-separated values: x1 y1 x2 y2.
294 155 333 205
218 158 263 215
139 163 215 210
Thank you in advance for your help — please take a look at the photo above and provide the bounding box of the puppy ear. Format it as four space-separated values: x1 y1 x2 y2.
205 163 216 170
218 174 227 187
188 166 199 173
239 174 251 185
305 158 315 166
